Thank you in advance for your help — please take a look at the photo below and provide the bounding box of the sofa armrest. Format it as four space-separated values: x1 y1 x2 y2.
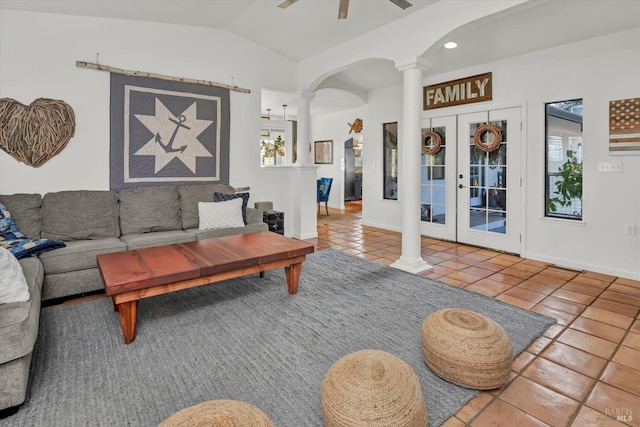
246 208 263 225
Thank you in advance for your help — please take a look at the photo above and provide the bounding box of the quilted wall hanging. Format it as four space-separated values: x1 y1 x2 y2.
0 97 76 167
110 73 230 191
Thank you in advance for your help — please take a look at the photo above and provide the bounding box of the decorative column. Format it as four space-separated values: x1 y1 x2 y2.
296 90 315 165
290 165 319 239
391 57 433 274
290 89 318 239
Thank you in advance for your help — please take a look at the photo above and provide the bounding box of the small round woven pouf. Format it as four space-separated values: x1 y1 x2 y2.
159 399 275 427
321 349 428 427
421 308 513 390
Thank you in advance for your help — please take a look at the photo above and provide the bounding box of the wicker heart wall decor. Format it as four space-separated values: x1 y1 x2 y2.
0 97 76 167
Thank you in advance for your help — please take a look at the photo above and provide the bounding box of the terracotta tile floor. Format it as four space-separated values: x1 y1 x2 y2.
306 202 639 426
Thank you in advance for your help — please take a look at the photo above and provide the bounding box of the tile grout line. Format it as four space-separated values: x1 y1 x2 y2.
312 214 640 425
451 253 559 425
562 276 636 426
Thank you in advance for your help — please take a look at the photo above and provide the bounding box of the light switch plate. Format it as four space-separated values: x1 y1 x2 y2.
598 162 623 173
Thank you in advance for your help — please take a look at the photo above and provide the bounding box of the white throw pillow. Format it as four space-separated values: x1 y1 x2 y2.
198 198 245 230
0 246 30 304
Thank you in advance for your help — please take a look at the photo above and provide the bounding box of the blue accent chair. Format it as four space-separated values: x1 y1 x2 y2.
317 177 333 215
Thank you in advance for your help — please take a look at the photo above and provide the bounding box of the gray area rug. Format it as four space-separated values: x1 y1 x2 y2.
4 250 556 426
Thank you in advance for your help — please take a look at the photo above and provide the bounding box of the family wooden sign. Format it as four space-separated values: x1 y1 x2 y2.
423 72 492 110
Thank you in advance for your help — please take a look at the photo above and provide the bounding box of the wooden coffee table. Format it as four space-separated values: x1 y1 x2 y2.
97 231 314 344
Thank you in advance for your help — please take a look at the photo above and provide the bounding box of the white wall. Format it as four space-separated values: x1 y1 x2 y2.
2 10 638 280
0 10 297 209
311 109 358 211
312 29 640 280
515 29 640 280
312 84 404 229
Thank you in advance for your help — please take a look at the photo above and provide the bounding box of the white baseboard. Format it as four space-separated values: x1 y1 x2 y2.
525 251 640 281
360 220 401 233
290 231 318 240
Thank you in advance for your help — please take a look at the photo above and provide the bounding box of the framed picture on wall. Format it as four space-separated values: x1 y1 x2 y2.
314 140 333 164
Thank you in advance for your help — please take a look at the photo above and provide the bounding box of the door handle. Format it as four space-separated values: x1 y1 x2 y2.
458 184 465 189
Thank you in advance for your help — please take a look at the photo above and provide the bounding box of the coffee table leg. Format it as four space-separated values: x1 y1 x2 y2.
284 262 302 294
117 300 139 344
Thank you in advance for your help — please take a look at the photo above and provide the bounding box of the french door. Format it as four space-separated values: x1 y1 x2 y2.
420 107 522 254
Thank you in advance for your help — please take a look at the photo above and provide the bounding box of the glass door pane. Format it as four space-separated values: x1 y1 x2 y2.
468 120 508 234
456 108 520 254
420 126 446 224
420 115 457 242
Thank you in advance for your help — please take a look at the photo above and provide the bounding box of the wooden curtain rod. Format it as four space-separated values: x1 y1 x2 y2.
75 61 251 94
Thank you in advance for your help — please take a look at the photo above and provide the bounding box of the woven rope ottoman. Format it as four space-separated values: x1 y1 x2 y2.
321 349 428 426
421 308 513 390
159 399 274 427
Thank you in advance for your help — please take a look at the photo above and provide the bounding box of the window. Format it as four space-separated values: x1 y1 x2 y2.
545 99 583 219
261 121 292 167
383 122 398 200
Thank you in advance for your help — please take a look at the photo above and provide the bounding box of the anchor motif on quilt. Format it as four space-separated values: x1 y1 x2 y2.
155 114 189 154
134 98 213 174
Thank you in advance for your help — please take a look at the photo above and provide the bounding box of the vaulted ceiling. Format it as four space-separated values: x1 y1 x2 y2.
1 0 638 116
0 0 440 61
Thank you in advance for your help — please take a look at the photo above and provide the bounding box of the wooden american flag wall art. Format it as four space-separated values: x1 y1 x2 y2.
609 97 640 155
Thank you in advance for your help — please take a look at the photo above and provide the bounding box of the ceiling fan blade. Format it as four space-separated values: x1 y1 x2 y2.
389 0 413 10
278 0 298 9
338 0 349 19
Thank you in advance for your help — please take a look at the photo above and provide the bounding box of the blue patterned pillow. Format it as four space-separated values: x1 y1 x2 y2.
213 192 249 225
0 202 65 259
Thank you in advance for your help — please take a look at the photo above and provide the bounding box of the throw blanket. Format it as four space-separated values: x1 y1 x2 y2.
1 237 66 259
0 201 65 259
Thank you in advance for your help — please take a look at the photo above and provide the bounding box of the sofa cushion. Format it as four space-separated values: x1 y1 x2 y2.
0 194 42 240
120 230 195 251
41 190 120 241
0 257 43 365
178 184 235 229
246 208 264 225
119 186 182 235
0 247 30 304
42 268 103 302
39 238 128 275
214 192 249 224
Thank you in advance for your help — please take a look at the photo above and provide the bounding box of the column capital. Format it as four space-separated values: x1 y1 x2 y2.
395 56 430 72
299 90 316 100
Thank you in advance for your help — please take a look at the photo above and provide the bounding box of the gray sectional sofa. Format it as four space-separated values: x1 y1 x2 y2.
0 183 268 413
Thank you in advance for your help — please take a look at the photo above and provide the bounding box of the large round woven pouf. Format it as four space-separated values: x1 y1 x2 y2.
321 349 428 427
159 399 274 427
421 309 513 390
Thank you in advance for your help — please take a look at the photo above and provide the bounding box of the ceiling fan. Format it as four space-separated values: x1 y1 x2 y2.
278 0 413 20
